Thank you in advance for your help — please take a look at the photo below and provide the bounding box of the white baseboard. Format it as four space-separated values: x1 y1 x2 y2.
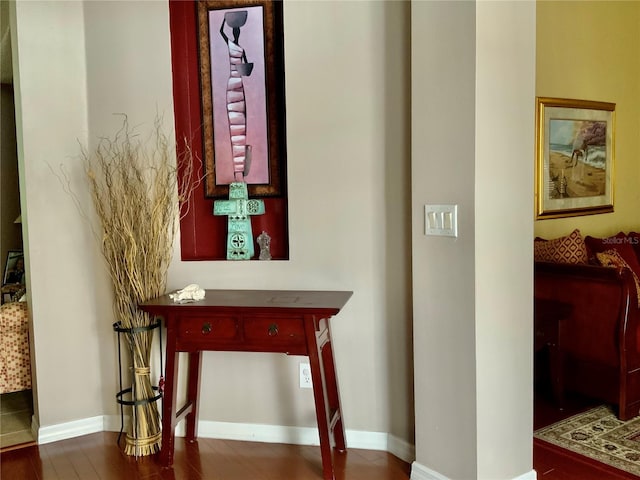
184 419 416 462
514 470 538 480
37 414 415 463
176 419 321 445
388 433 416 463
174 418 415 461
31 414 39 440
411 462 537 480
411 462 451 480
38 415 104 445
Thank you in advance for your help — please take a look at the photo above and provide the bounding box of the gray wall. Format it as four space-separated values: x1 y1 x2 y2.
12 0 414 455
411 1 535 478
11 0 536 478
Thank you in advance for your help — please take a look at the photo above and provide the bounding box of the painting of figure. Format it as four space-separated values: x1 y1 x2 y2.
197 0 287 199
210 6 269 187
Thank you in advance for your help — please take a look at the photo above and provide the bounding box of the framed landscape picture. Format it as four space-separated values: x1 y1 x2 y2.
535 97 615 219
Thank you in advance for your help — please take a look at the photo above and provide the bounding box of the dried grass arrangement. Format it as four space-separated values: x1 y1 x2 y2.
80 115 197 456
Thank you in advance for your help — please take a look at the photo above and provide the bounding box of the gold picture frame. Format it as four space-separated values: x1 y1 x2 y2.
535 97 615 219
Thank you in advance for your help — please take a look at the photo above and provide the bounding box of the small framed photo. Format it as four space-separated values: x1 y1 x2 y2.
3 250 24 285
535 97 615 219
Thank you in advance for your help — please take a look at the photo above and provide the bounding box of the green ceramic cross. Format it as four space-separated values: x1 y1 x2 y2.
213 182 265 260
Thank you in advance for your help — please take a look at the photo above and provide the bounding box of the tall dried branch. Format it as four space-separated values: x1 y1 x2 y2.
79 114 201 456
82 115 199 322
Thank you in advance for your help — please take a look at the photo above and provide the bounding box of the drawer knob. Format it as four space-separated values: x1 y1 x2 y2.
202 322 212 334
268 323 279 336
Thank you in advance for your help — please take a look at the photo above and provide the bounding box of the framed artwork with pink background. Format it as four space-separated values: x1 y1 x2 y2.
197 0 287 198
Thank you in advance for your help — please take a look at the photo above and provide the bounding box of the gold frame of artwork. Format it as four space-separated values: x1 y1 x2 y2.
535 97 615 219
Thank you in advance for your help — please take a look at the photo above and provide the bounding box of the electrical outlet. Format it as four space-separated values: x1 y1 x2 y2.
299 363 312 389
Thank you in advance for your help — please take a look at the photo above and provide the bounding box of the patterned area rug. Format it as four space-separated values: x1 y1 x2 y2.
535 405 640 476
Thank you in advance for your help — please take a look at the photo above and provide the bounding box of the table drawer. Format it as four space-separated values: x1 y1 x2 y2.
243 317 306 345
177 315 240 342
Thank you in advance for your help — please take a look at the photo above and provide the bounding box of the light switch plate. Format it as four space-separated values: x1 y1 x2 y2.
425 204 458 237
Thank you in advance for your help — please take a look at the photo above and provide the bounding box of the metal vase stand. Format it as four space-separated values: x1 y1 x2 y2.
113 320 163 451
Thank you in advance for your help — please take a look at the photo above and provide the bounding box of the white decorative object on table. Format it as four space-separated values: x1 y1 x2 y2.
169 284 205 303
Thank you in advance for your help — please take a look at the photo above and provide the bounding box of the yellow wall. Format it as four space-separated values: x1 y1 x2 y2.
536 0 640 239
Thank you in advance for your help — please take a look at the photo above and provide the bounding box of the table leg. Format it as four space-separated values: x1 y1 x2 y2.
549 344 565 407
159 322 179 467
308 342 334 480
321 334 346 451
185 351 202 441
305 316 345 480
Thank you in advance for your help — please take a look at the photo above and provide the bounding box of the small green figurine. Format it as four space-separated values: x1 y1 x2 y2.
214 182 265 260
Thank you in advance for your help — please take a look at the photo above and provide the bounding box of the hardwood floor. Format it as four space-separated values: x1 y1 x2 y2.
2 385 638 480
0 432 411 480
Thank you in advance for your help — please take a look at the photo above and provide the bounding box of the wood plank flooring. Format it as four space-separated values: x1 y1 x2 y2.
3 386 640 479
5 428 635 480
1 432 411 480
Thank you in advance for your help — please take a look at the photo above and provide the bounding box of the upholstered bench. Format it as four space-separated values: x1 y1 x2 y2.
0 301 32 394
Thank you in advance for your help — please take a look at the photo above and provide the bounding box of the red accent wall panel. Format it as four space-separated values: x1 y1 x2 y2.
169 0 289 260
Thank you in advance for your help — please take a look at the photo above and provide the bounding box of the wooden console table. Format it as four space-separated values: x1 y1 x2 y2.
139 289 352 480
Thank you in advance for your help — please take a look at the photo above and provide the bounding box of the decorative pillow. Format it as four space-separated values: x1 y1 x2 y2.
585 232 640 280
534 229 588 264
596 249 640 307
